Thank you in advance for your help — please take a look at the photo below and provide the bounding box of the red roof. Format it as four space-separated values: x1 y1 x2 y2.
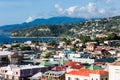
66 69 108 77
66 61 83 69
94 62 105 65
51 66 66 71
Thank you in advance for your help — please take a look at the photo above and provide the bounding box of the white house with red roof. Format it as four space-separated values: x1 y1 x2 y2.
66 69 108 80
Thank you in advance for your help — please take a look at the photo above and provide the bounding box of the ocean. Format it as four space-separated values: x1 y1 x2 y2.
0 36 60 44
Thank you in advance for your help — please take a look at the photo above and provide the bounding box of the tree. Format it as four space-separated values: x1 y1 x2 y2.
79 35 91 43
44 52 52 58
107 33 118 40
20 46 31 51
48 41 57 46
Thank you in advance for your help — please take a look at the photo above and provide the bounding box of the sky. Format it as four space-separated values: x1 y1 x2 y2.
0 0 120 26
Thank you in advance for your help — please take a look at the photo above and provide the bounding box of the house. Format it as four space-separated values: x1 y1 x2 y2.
109 60 120 80
66 61 84 72
108 40 120 46
86 43 95 51
96 34 108 38
59 52 66 58
66 69 108 80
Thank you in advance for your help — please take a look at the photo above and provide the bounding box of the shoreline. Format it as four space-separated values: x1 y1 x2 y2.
10 37 63 38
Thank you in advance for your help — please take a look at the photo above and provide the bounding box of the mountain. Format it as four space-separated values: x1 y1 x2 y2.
28 16 87 25
0 16 87 35
11 16 120 37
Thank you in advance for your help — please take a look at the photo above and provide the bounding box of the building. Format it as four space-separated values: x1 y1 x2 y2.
0 51 22 66
66 69 108 80
72 58 95 64
0 65 50 80
109 60 120 80
86 43 95 51
67 52 81 60
0 51 12 66
51 66 66 71
43 71 65 80
96 34 108 38
65 61 84 72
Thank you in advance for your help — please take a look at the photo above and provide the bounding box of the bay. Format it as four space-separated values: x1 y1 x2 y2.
0 36 60 44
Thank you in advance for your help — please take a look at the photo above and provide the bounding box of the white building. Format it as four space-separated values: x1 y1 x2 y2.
109 60 120 80
72 58 95 64
67 52 82 60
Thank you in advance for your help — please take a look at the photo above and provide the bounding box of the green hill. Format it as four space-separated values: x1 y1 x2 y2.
11 16 120 37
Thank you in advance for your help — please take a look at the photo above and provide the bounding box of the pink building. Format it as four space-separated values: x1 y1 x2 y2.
96 34 108 38
0 65 50 80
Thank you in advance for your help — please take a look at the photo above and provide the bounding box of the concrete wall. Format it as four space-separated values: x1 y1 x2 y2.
109 65 120 80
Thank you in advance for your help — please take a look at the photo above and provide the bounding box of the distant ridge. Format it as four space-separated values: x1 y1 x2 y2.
11 16 120 37
0 16 87 35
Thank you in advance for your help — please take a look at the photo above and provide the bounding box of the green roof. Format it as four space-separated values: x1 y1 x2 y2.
39 61 53 66
86 64 102 70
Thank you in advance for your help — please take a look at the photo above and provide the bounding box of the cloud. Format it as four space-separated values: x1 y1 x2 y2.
105 0 112 4
54 4 63 13
87 2 96 13
109 8 120 16
54 2 106 18
94 0 112 4
25 15 43 23
66 6 77 15
98 8 106 14
25 16 34 23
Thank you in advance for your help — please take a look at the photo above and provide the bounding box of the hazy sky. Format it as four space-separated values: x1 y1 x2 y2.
0 0 120 25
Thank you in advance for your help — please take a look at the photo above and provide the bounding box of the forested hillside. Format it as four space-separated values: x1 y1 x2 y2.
11 16 120 37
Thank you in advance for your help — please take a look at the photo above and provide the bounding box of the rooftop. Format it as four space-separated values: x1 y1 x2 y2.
0 51 13 56
111 60 120 66
2 65 45 70
44 71 65 77
51 66 66 71
66 69 108 76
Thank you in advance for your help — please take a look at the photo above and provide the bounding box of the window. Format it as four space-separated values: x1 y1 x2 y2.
38 68 41 72
16 72 18 75
29 69 32 75
75 78 79 80
5 70 7 73
101 78 103 80
68 77 71 80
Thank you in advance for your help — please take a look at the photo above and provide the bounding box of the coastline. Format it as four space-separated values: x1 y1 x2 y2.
10 36 62 38
0 36 62 44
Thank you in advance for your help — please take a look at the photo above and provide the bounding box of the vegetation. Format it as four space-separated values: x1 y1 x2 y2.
11 16 120 38
78 35 91 43
44 52 53 58
20 46 31 51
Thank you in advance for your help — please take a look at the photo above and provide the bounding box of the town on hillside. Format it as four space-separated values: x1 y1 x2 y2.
0 33 120 80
